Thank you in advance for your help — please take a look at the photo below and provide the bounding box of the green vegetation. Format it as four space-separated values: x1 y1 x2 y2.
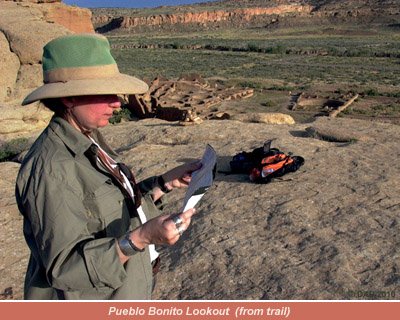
0 138 30 162
110 25 400 93
261 100 278 108
344 102 400 117
108 107 134 124
107 24 400 123
112 46 400 94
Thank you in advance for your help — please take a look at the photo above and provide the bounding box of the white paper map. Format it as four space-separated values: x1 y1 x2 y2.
182 144 217 212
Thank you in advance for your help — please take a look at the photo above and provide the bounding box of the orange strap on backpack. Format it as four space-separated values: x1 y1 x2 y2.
261 154 293 178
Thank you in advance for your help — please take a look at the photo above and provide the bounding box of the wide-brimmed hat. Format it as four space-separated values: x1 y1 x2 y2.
22 33 148 105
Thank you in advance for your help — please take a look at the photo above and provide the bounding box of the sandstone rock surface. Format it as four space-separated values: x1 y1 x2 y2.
40 1 94 34
0 0 94 138
231 112 295 125
1 116 398 300
0 161 28 300
115 5 313 30
0 32 20 102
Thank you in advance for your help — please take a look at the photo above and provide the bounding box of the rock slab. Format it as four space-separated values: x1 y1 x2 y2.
2 116 398 300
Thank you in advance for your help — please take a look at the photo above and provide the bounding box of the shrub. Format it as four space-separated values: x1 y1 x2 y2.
237 81 262 89
261 100 278 107
109 107 133 124
264 45 287 55
342 106 354 115
387 91 400 98
0 137 30 162
335 88 345 94
171 41 183 49
363 88 380 96
269 84 295 91
247 43 260 52
328 47 343 56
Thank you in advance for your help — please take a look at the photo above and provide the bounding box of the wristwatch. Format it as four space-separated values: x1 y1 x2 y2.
118 231 145 256
157 175 171 193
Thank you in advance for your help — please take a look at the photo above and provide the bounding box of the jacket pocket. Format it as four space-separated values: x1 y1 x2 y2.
83 179 130 238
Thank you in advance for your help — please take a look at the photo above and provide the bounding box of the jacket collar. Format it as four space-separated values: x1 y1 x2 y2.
48 115 92 157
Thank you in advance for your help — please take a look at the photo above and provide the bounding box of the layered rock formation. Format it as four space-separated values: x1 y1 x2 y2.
0 0 94 138
93 2 314 33
92 0 400 33
94 4 313 32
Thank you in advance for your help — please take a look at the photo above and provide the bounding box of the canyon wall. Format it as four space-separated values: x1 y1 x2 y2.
92 0 400 33
109 5 312 28
93 4 314 32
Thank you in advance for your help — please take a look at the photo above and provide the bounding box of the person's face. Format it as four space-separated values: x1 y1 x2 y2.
61 95 121 132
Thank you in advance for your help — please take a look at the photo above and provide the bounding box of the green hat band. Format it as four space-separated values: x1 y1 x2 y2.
42 34 119 83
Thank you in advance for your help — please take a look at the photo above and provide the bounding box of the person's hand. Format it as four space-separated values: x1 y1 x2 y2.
133 208 196 248
162 161 202 190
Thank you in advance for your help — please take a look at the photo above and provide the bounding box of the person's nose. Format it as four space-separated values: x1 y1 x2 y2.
108 95 121 108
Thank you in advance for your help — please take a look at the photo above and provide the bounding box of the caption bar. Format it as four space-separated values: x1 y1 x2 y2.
108 305 290 318
1 301 398 320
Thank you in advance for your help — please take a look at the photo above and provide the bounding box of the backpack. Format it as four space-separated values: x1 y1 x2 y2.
229 139 305 183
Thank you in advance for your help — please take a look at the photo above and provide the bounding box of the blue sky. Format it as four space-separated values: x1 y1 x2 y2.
63 0 218 8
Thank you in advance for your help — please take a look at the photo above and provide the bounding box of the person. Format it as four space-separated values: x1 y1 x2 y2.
15 33 201 300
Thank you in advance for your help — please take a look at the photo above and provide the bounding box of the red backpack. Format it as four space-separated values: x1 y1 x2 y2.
230 140 304 183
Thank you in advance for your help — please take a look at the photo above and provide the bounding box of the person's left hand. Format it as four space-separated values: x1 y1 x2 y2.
162 161 202 190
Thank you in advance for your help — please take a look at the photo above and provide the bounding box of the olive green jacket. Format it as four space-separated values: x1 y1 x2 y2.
15 116 166 300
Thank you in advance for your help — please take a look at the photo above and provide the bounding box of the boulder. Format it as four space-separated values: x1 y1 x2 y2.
40 2 95 34
0 0 95 139
0 32 20 102
0 1 71 65
12 64 43 102
231 112 295 125
0 103 53 134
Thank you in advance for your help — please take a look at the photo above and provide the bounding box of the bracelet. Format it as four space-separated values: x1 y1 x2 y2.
118 231 144 256
126 231 145 252
157 175 171 193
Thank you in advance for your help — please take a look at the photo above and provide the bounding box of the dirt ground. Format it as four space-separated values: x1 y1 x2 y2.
230 90 400 125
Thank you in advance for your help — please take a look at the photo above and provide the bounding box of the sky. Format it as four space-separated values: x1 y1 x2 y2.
63 0 218 8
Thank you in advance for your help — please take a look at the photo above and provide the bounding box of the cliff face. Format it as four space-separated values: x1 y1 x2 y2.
0 0 94 137
94 4 313 29
41 3 94 34
93 4 314 32
92 0 400 33
3 0 94 34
